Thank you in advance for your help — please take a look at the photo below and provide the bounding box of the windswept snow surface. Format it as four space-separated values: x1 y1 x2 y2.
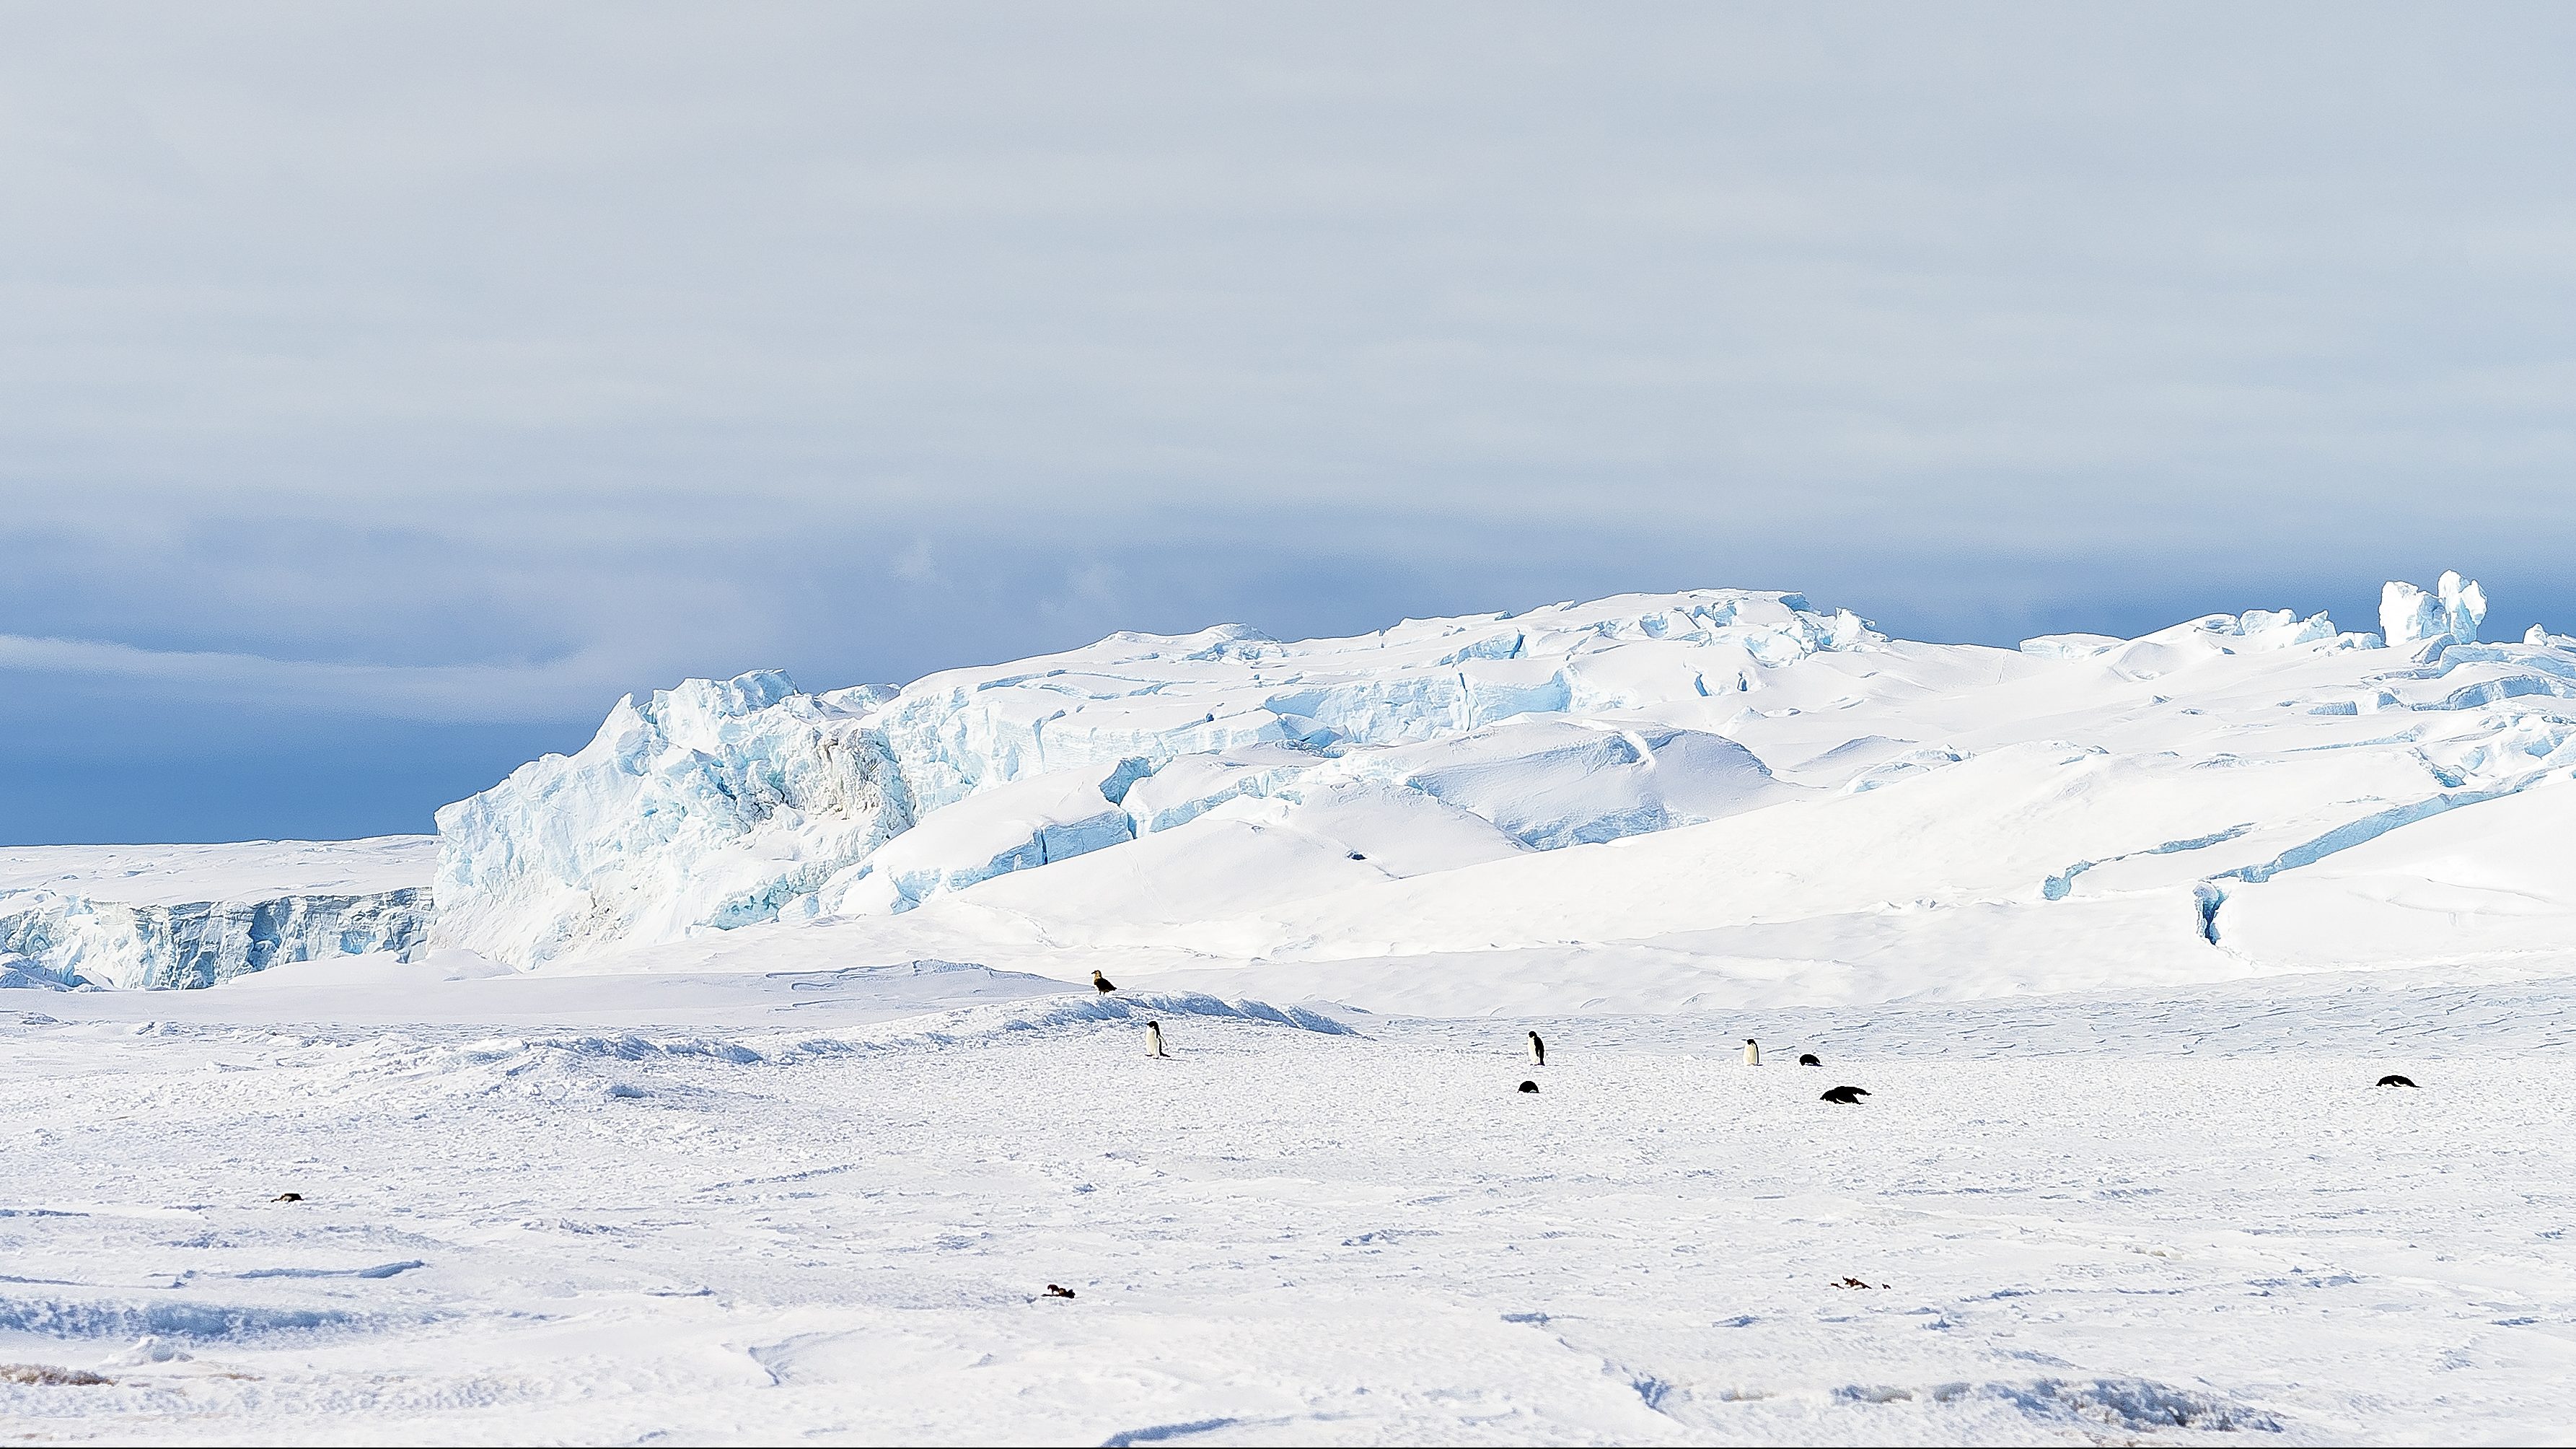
418 575 2574 1017
4 963 2576 1443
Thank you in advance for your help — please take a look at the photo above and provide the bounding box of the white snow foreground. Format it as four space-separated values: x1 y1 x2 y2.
412 574 2576 1013
5 963 2576 1443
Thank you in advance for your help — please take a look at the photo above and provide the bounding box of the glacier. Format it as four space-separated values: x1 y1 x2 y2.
410 568 2575 1007
14 573 2571 997
433 590 1880 963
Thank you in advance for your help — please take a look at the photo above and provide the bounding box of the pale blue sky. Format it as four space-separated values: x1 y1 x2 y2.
3 2 2571 841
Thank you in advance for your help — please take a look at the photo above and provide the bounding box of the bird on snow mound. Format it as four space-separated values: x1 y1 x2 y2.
1091 970 1116 994
2378 1074 2418 1088
1798 1052 1822 1067
1819 1085 1869 1105
1518 1080 1539 1093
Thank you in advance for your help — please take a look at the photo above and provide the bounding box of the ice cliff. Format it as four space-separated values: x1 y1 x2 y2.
0 839 435 989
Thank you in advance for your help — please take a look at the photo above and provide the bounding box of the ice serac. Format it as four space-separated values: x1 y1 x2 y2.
431 671 911 967
431 591 1881 965
2381 571 2487 658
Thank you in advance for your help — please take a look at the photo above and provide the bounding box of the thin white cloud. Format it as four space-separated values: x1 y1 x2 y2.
0 631 626 723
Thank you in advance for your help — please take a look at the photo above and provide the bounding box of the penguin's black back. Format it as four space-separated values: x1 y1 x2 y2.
2377 1074 2418 1088
1819 1085 1868 1104
1518 1080 1539 1093
1798 1052 1821 1067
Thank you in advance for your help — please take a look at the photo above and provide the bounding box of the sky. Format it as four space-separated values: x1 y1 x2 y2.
1 2 2572 844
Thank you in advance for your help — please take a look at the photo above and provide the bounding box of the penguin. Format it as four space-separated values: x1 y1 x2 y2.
1819 1085 1869 1104
271 1191 304 1203
1518 1080 1540 1093
1743 1038 1761 1067
1797 1052 1822 1067
1091 970 1117 994
1527 1030 1545 1067
1042 1284 1076 1299
2377 1074 2417 1088
1146 1020 1168 1059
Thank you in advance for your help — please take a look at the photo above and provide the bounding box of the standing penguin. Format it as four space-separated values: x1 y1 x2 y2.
1743 1038 1761 1067
1091 970 1117 994
1527 1030 1546 1067
1146 1020 1167 1059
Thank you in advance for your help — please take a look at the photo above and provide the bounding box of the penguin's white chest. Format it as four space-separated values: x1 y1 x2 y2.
1743 1041 1760 1067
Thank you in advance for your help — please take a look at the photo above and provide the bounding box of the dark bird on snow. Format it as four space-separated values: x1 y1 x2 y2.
272 1192 304 1203
1798 1052 1822 1067
1518 1080 1540 1093
1091 970 1116 994
1819 1085 1869 1105
2378 1074 2418 1088
1042 1284 1076 1298
1527 1030 1545 1067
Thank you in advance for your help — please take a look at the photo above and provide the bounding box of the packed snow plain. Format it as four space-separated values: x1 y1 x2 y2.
5 577 2575 1445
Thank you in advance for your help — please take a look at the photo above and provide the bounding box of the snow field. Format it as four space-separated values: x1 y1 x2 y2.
5 980 2574 1444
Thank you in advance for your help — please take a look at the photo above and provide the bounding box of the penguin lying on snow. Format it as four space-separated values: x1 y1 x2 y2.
1798 1052 1822 1067
1042 1284 1076 1299
1091 970 1117 994
1819 1085 1869 1105
2378 1074 2418 1088
1518 1080 1540 1093
1527 1030 1545 1067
